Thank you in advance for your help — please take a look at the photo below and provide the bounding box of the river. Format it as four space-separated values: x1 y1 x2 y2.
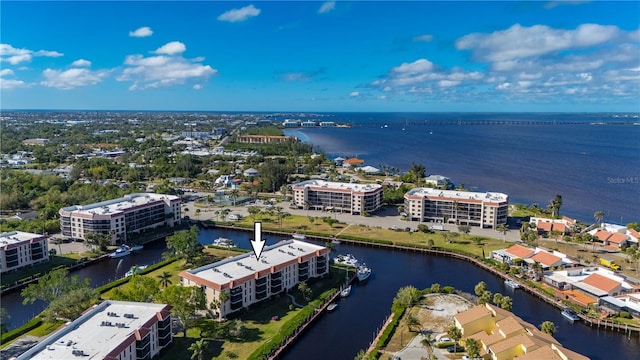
2 228 638 359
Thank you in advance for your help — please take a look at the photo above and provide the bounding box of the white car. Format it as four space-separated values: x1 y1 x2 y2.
439 337 452 343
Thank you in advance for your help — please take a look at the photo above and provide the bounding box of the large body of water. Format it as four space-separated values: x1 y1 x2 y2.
284 113 640 224
3 228 638 360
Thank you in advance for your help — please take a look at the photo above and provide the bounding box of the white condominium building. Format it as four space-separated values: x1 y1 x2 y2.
0 231 49 273
59 193 181 245
180 240 330 318
291 180 383 215
404 188 508 228
17 300 173 360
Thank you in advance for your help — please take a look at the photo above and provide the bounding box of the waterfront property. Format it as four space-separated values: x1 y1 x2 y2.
291 180 383 215
0 231 49 273
544 267 634 307
530 216 577 236
454 303 589 360
403 188 508 228
236 134 298 144
16 300 173 360
180 239 330 318
491 244 577 270
59 193 181 245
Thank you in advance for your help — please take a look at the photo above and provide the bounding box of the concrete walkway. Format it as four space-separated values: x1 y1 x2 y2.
286 293 304 308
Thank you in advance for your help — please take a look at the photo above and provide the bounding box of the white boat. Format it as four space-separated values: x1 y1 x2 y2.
357 264 371 282
129 244 144 251
331 239 341 245
212 237 236 248
292 233 306 240
561 308 581 322
334 254 358 267
340 285 352 298
110 246 131 258
125 265 148 277
327 303 338 312
504 279 520 289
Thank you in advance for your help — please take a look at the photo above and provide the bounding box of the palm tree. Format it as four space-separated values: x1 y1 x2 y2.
446 325 462 353
594 211 604 227
453 201 460 224
549 194 563 217
157 271 172 289
496 224 509 242
540 321 556 335
304 200 311 217
217 291 230 321
230 189 239 206
406 313 421 332
188 339 208 360
420 334 434 360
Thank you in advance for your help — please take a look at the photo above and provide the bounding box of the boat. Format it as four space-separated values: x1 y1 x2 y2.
561 308 581 322
212 237 236 248
331 239 341 245
340 285 352 298
334 254 358 267
110 245 131 258
292 233 306 240
124 265 148 277
327 303 338 312
357 263 371 282
129 244 144 251
504 279 520 289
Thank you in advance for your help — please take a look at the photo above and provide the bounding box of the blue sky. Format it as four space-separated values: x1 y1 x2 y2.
1 1 639 112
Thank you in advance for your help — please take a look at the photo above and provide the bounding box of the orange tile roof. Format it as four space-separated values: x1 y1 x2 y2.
537 222 553 232
561 290 597 306
505 244 535 259
594 231 613 241
562 216 576 224
530 251 562 267
628 228 640 239
552 223 566 233
343 158 365 164
607 233 628 244
582 273 621 293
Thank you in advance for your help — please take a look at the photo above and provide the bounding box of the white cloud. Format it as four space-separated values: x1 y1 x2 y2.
153 41 186 55
456 23 620 62
392 59 434 74
349 91 359 97
439 80 460 87
129 26 153 38
413 34 433 42
0 69 14 77
218 5 260 23
71 59 91 67
0 68 27 90
318 1 335 14
283 72 306 82
41 68 109 89
0 43 63 65
496 82 511 90
119 49 218 90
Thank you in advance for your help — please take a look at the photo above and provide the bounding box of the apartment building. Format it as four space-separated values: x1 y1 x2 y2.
59 193 181 245
237 134 298 144
0 231 49 273
291 180 383 215
180 240 330 318
18 300 172 360
404 188 508 228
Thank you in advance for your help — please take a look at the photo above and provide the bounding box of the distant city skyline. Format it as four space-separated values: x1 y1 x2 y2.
1 1 639 112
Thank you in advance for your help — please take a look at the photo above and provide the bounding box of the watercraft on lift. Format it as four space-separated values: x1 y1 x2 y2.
334 254 359 267
561 308 581 322
129 244 144 251
212 237 236 248
110 245 131 258
357 263 372 282
327 303 338 312
504 279 520 289
125 265 148 277
292 233 306 240
340 285 352 298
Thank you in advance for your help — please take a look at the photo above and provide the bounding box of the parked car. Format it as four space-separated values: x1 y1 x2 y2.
438 337 452 343
447 345 465 353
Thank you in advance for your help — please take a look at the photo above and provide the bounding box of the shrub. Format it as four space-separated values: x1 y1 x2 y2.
619 311 632 319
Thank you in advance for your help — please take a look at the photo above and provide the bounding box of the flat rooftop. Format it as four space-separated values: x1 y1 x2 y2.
406 187 508 202
60 193 179 216
292 180 382 192
186 240 327 285
20 300 170 360
0 231 44 246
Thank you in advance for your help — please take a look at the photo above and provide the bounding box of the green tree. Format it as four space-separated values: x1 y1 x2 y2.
44 287 98 322
157 285 207 337
421 334 434 360
21 268 91 305
188 339 208 360
474 281 487 297
393 286 421 309
458 224 471 235
429 283 441 293
493 293 504 305
500 296 513 311
548 194 563 217
86 232 111 251
540 320 556 335
594 211 604 226
406 313 421 332
479 290 493 305
112 275 159 302
496 224 509 242
166 225 202 263
465 337 481 359
248 206 261 221
157 271 173 289
447 324 462 349
298 281 312 303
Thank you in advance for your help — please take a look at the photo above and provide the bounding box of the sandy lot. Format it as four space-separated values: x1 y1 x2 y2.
416 293 474 335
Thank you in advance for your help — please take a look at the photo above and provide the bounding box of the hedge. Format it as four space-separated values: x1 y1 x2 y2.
96 257 178 294
375 305 406 349
1 317 43 345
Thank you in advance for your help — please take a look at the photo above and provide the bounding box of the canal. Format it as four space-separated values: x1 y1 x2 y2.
2 227 638 359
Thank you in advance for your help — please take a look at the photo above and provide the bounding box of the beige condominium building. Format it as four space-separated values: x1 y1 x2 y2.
180 240 330 318
17 300 173 360
0 231 49 273
59 193 181 245
404 188 508 228
291 180 383 215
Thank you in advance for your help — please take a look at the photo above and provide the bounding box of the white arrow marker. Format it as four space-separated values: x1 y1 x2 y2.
250 222 266 261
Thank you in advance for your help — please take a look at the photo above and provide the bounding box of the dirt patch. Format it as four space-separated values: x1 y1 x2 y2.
416 294 474 334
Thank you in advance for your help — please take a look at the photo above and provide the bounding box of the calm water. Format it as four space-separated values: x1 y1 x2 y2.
284 113 640 224
3 229 639 359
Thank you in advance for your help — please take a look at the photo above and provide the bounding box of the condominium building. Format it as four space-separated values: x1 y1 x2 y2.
404 188 508 228
180 240 330 318
59 193 181 245
17 300 173 360
291 180 383 215
0 231 49 273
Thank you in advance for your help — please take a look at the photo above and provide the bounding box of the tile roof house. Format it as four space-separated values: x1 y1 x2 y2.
504 244 535 261
454 304 589 360
343 157 365 167
578 273 623 297
528 251 563 269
